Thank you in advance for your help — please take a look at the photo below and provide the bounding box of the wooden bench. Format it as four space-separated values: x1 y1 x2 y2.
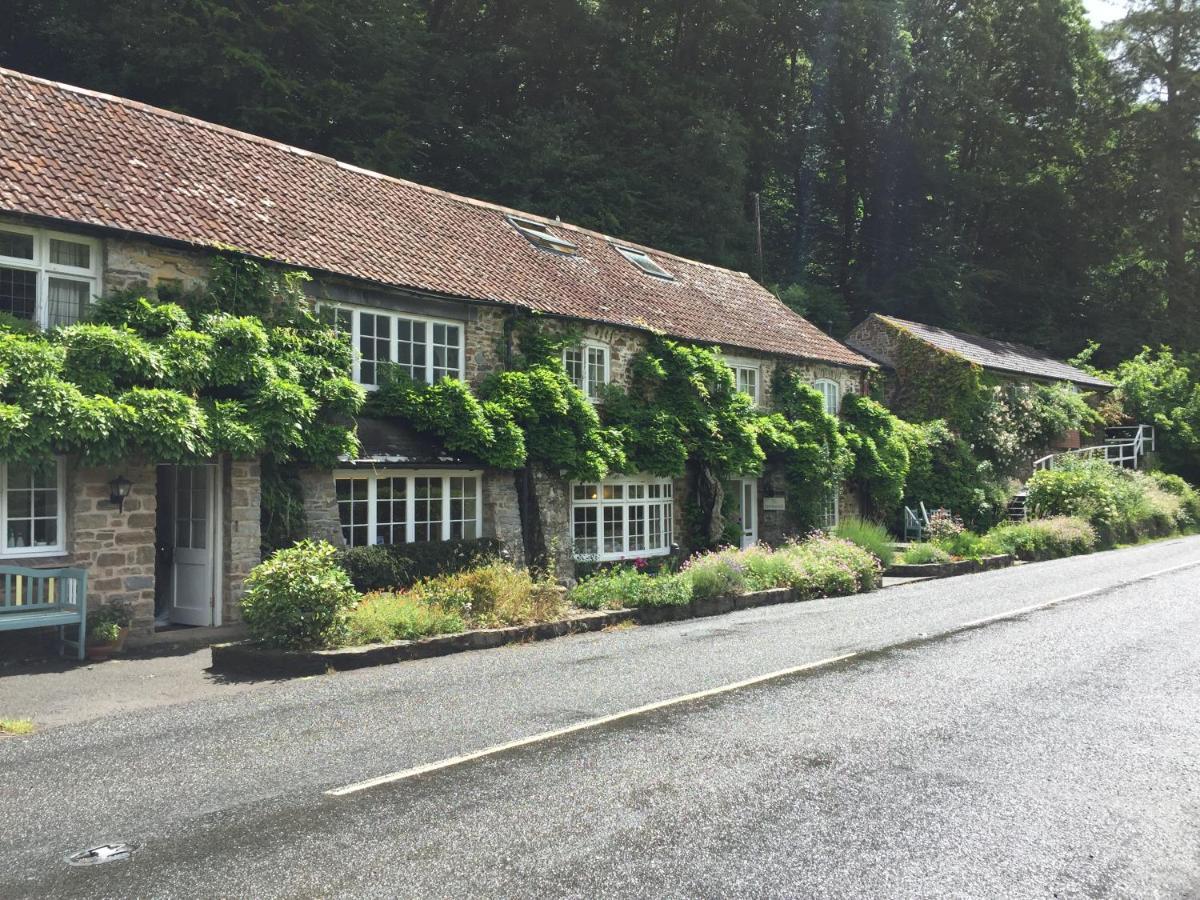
0 565 88 660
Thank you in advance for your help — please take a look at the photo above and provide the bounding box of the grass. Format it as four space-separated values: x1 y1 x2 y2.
0 718 34 736
900 543 951 565
833 516 896 568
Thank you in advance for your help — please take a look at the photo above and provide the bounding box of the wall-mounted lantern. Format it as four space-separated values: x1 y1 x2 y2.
109 475 133 513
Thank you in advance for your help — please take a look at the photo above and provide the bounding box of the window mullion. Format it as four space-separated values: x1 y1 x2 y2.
366 477 378 546
441 475 451 541
405 476 415 544
351 311 361 384
0 462 6 555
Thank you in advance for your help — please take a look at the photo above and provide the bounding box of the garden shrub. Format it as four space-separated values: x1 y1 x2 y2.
345 592 466 645
1147 471 1200 528
241 540 358 650
569 566 692 609
932 529 997 561
840 394 911 520
740 546 799 591
779 534 881 595
833 516 896 567
682 550 748 600
901 543 951 565
409 560 565 628
986 516 1097 561
900 420 1009 531
339 538 502 592
1027 458 1190 544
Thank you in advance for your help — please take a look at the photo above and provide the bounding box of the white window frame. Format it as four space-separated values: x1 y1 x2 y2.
613 245 673 280
571 475 674 562
0 458 67 557
820 489 840 531
334 469 483 546
813 378 841 416
330 304 465 389
562 339 610 400
0 221 99 329
507 215 579 255
723 355 762 407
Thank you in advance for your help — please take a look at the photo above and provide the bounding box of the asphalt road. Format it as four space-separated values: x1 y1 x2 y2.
2 536 1199 898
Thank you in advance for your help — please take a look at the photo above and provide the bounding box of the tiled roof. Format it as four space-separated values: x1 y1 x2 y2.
859 315 1112 389
0 68 872 369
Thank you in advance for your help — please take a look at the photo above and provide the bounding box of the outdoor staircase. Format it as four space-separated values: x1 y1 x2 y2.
1008 425 1155 522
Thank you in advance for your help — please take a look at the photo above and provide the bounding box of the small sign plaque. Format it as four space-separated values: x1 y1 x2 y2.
763 496 786 511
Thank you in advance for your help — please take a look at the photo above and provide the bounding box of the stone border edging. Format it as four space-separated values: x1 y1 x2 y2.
210 585 804 677
884 554 1013 579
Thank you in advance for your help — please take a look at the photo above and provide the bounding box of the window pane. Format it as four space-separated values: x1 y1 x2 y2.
47 277 89 328
0 230 34 260
602 506 624 554
573 507 598 555
563 348 584 391
413 477 443 542
587 347 607 398
33 518 57 547
0 266 37 320
49 238 90 269
448 476 477 540
376 477 407 545
8 520 31 549
336 477 370 546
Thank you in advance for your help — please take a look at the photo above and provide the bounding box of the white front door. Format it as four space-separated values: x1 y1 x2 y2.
169 464 216 626
724 479 758 549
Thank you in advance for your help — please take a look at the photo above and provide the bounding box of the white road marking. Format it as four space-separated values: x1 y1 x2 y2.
326 556 1200 797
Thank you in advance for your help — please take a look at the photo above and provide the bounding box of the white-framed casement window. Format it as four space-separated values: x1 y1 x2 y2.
819 488 840 531
563 340 610 400
0 222 99 328
0 458 66 556
331 306 463 389
572 475 674 561
813 378 841 416
334 469 483 547
724 356 761 406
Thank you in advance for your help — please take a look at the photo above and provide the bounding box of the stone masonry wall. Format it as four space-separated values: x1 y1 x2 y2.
299 468 346 548
223 457 262 623
482 467 524 562
103 236 210 295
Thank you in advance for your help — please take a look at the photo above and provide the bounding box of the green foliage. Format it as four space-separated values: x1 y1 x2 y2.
260 459 306 556
241 540 358 650
757 368 851 530
900 543 951 565
570 567 693 610
963 381 1101 475
0 253 362 467
338 539 502 593
833 516 896 568
891 329 986 427
840 394 911 519
1101 347 1200 479
932 530 999 562
900 420 1009 531
345 591 466 645
605 338 762 478
407 561 566 629
1026 458 1189 545
681 550 748 601
87 600 132 642
986 517 1098 561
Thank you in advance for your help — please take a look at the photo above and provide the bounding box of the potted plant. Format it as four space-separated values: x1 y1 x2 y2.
87 601 132 660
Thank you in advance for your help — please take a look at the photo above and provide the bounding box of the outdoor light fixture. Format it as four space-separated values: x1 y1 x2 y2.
109 475 133 513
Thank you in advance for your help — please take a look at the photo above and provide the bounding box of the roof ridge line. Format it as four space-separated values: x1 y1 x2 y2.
0 66 742 277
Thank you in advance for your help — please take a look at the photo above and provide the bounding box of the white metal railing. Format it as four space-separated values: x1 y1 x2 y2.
1033 425 1155 472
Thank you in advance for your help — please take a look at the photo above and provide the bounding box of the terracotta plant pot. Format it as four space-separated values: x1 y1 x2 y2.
86 626 130 661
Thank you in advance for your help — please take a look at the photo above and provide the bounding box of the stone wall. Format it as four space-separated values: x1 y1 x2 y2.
482 468 524 562
223 458 262 623
298 469 346 548
103 237 209 295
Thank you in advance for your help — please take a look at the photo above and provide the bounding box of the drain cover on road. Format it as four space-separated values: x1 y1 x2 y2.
66 843 139 866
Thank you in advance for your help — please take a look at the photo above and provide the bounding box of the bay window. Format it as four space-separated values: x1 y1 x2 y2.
0 223 98 328
572 476 673 561
332 306 463 388
0 458 65 556
335 470 481 546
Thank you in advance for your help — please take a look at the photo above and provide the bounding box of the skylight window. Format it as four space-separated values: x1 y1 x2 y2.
507 216 578 255
614 245 673 280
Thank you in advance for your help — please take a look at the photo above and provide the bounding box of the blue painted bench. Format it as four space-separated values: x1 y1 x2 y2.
0 566 88 659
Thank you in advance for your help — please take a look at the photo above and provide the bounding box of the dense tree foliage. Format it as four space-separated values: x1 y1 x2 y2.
5 1 1199 363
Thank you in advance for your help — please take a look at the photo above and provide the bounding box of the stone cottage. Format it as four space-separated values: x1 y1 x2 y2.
0 67 874 636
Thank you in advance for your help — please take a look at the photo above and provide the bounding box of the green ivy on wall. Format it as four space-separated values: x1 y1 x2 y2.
0 254 363 467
